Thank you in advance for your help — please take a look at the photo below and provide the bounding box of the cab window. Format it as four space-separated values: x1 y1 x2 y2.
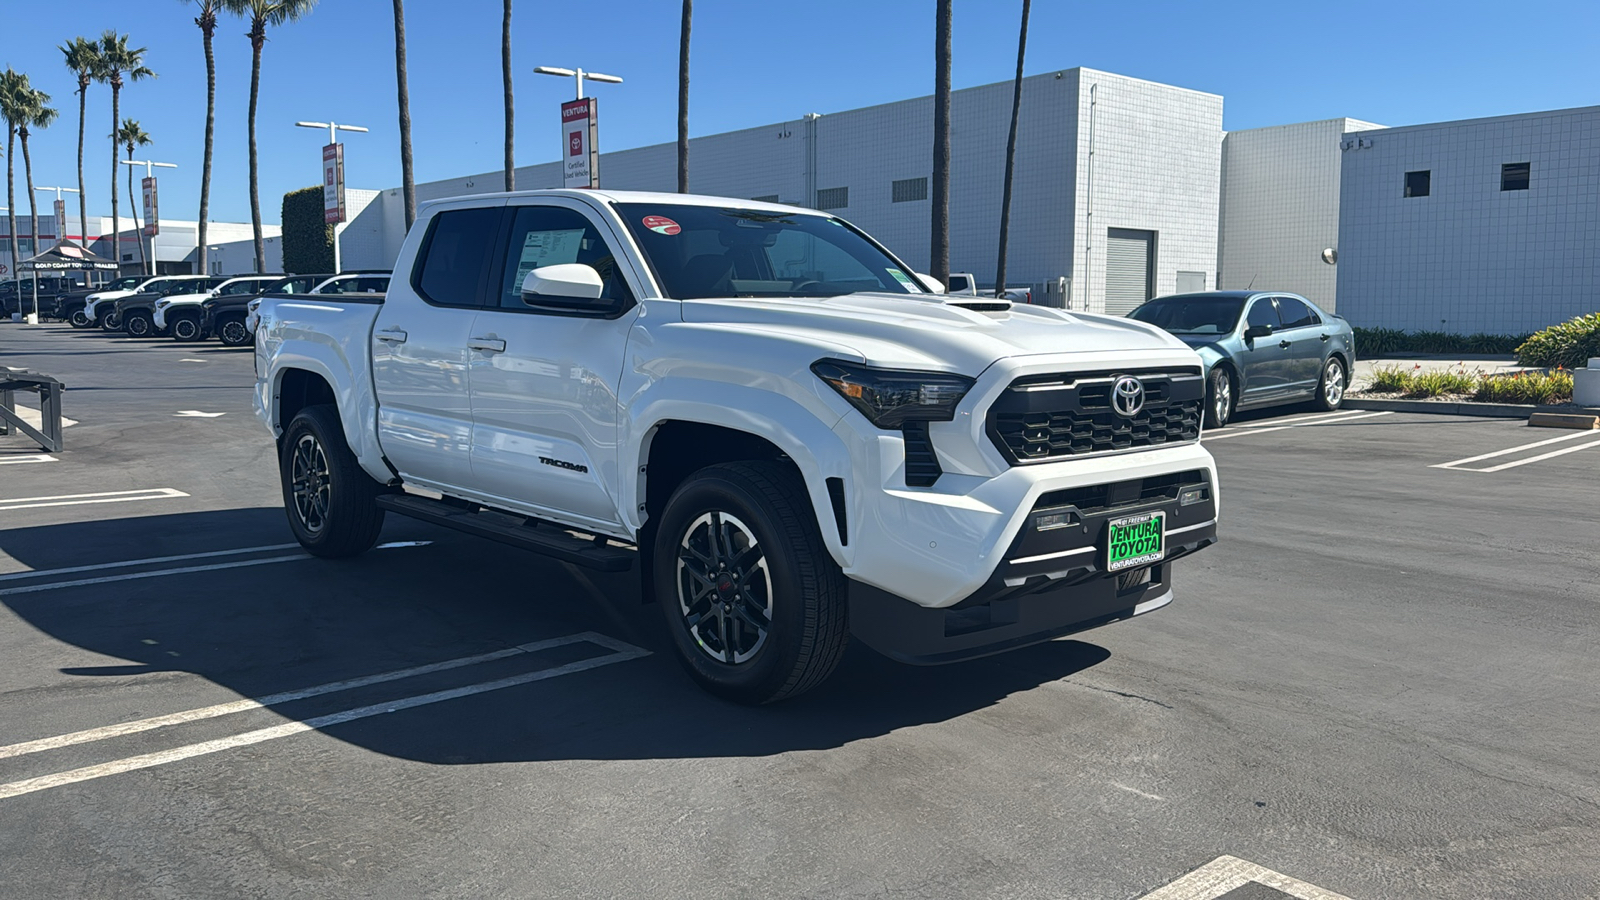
493 205 633 311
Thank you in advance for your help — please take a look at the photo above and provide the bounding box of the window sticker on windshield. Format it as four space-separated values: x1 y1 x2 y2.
887 268 921 291
642 215 681 236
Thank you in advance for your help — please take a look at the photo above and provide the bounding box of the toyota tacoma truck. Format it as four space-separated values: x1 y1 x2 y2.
254 190 1218 704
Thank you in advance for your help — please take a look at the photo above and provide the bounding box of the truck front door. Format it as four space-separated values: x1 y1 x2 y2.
466 201 646 531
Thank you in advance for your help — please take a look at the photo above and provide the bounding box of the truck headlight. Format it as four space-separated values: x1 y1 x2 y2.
812 359 974 429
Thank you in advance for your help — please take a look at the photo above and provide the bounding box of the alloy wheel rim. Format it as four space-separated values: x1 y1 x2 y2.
289 434 332 535
221 321 247 344
1213 372 1232 422
127 317 148 336
174 319 198 340
71 312 88 327
1325 361 1344 405
676 511 773 665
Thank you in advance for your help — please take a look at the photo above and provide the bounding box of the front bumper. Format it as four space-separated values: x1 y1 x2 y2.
848 466 1216 664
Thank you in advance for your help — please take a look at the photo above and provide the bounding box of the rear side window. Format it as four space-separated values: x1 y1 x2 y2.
1274 297 1320 329
414 208 501 308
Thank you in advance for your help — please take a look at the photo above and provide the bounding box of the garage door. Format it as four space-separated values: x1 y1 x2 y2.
1104 228 1156 315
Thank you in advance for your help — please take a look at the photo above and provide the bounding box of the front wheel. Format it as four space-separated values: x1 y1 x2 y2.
653 461 849 705
69 310 91 328
123 311 153 337
100 311 122 331
1205 367 1234 429
1314 357 1347 411
279 405 386 558
217 315 253 347
170 313 203 342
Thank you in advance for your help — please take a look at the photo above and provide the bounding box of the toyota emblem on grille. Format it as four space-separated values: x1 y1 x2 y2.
1111 376 1145 417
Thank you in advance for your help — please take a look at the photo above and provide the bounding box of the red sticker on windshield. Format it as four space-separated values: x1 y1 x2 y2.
642 215 681 236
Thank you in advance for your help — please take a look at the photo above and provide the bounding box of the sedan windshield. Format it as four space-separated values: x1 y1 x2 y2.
615 203 924 300
1130 296 1245 335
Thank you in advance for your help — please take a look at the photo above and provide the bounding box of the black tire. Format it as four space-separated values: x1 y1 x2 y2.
170 313 204 341
1205 366 1235 429
653 461 849 705
278 405 387 558
100 311 122 331
124 311 155 337
1314 356 1347 412
217 314 253 347
69 310 92 328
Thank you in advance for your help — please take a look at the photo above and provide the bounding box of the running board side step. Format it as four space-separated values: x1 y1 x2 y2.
376 493 635 572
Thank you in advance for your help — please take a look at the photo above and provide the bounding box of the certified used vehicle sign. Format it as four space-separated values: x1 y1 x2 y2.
1107 512 1165 572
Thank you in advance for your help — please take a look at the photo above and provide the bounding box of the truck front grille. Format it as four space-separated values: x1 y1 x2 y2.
988 368 1204 463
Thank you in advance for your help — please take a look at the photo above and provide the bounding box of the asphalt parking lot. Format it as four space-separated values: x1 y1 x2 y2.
3 323 1598 899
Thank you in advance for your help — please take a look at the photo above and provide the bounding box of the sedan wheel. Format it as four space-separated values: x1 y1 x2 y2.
1315 358 1346 411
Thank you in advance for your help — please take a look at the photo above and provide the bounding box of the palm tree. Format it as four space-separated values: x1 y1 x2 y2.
391 0 416 228
677 0 692 193
184 1 222 272
60 37 101 245
18 86 59 275
930 0 952 284
222 0 319 272
117 119 153 275
0 69 28 289
95 32 156 274
501 0 514 192
993 0 1030 298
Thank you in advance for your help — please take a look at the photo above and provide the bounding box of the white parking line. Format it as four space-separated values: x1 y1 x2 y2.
1204 410 1393 441
1435 436 1600 473
0 543 299 583
9 406 78 429
173 410 226 418
0 632 650 801
1138 854 1353 900
1432 428 1600 470
0 454 57 465
0 540 431 597
1233 409 1367 429
0 488 188 512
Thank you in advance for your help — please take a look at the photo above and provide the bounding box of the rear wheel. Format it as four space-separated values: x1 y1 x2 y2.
123 311 154 337
170 313 203 342
68 310 91 328
653 461 848 705
217 315 252 347
1314 357 1347 411
279 405 386 558
1205 366 1234 429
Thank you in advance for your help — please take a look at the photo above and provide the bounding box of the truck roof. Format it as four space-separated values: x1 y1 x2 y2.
418 189 823 218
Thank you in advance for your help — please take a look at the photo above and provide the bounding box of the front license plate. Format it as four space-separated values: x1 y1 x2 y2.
1107 512 1165 572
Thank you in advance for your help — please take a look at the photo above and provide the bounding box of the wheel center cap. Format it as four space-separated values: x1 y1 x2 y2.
715 574 736 598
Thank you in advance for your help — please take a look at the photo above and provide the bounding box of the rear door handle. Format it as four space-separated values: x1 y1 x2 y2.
1320 333 1331 342
1278 340 1292 349
467 337 507 353
375 328 408 343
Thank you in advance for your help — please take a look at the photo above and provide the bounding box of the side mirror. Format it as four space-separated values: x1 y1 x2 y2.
914 273 944 294
521 264 617 314
1244 324 1274 341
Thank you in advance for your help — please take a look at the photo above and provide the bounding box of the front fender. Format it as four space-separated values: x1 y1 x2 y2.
623 382 855 569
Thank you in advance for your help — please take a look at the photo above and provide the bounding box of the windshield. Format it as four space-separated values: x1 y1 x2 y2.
109 277 143 291
615 203 923 300
1130 296 1245 335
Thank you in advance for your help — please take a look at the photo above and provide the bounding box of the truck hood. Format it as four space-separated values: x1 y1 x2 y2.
678 292 1193 373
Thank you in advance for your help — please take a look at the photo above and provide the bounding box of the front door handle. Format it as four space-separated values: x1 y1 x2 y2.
467 337 507 353
1278 340 1292 350
375 328 408 343
1320 333 1331 342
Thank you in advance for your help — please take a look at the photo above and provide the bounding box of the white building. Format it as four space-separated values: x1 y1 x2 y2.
345 68 1225 314
1 214 281 278
1218 118 1383 310
1335 105 1600 334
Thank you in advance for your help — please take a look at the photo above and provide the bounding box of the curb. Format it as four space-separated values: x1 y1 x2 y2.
1344 397 1540 418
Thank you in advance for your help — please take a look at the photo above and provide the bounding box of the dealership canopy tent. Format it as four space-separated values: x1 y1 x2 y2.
17 239 119 275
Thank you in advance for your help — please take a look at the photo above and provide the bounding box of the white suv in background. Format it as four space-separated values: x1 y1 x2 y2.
155 275 281 342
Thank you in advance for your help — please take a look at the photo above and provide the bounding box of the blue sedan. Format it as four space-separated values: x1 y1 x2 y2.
1129 291 1356 428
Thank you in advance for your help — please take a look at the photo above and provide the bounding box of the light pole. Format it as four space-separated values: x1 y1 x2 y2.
295 121 368 273
531 66 623 99
120 159 177 276
206 244 224 277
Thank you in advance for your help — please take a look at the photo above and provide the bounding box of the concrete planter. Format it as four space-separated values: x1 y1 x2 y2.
1574 360 1600 408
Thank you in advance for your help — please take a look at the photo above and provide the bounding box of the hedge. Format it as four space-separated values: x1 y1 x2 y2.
1352 327 1531 357
281 185 334 275
1513 312 1600 369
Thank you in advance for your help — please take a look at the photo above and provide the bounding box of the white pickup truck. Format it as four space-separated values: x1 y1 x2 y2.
254 190 1218 703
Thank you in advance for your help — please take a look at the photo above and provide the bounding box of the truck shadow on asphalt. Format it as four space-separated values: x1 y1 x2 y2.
1 508 1112 763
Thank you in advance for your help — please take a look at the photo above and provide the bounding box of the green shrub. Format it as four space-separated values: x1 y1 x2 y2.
1408 369 1479 397
1474 370 1575 405
281 185 334 275
1366 365 1413 393
1353 327 1530 357
1513 312 1600 369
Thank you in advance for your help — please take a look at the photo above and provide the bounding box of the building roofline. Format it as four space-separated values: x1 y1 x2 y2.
1354 103 1600 135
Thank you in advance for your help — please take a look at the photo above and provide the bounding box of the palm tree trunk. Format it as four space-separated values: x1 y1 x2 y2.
76 82 88 245
247 28 265 273
930 0 952 284
21 128 40 314
501 0 514 192
6 128 18 292
392 0 416 229
110 83 121 273
994 0 1030 298
128 153 148 275
199 21 216 273
677 0 692 193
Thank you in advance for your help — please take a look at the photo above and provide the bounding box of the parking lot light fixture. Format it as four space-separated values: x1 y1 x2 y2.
294 121 369 145
533 65 623 100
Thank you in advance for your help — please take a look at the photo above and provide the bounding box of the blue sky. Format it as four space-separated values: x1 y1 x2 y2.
2 0 1596 228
